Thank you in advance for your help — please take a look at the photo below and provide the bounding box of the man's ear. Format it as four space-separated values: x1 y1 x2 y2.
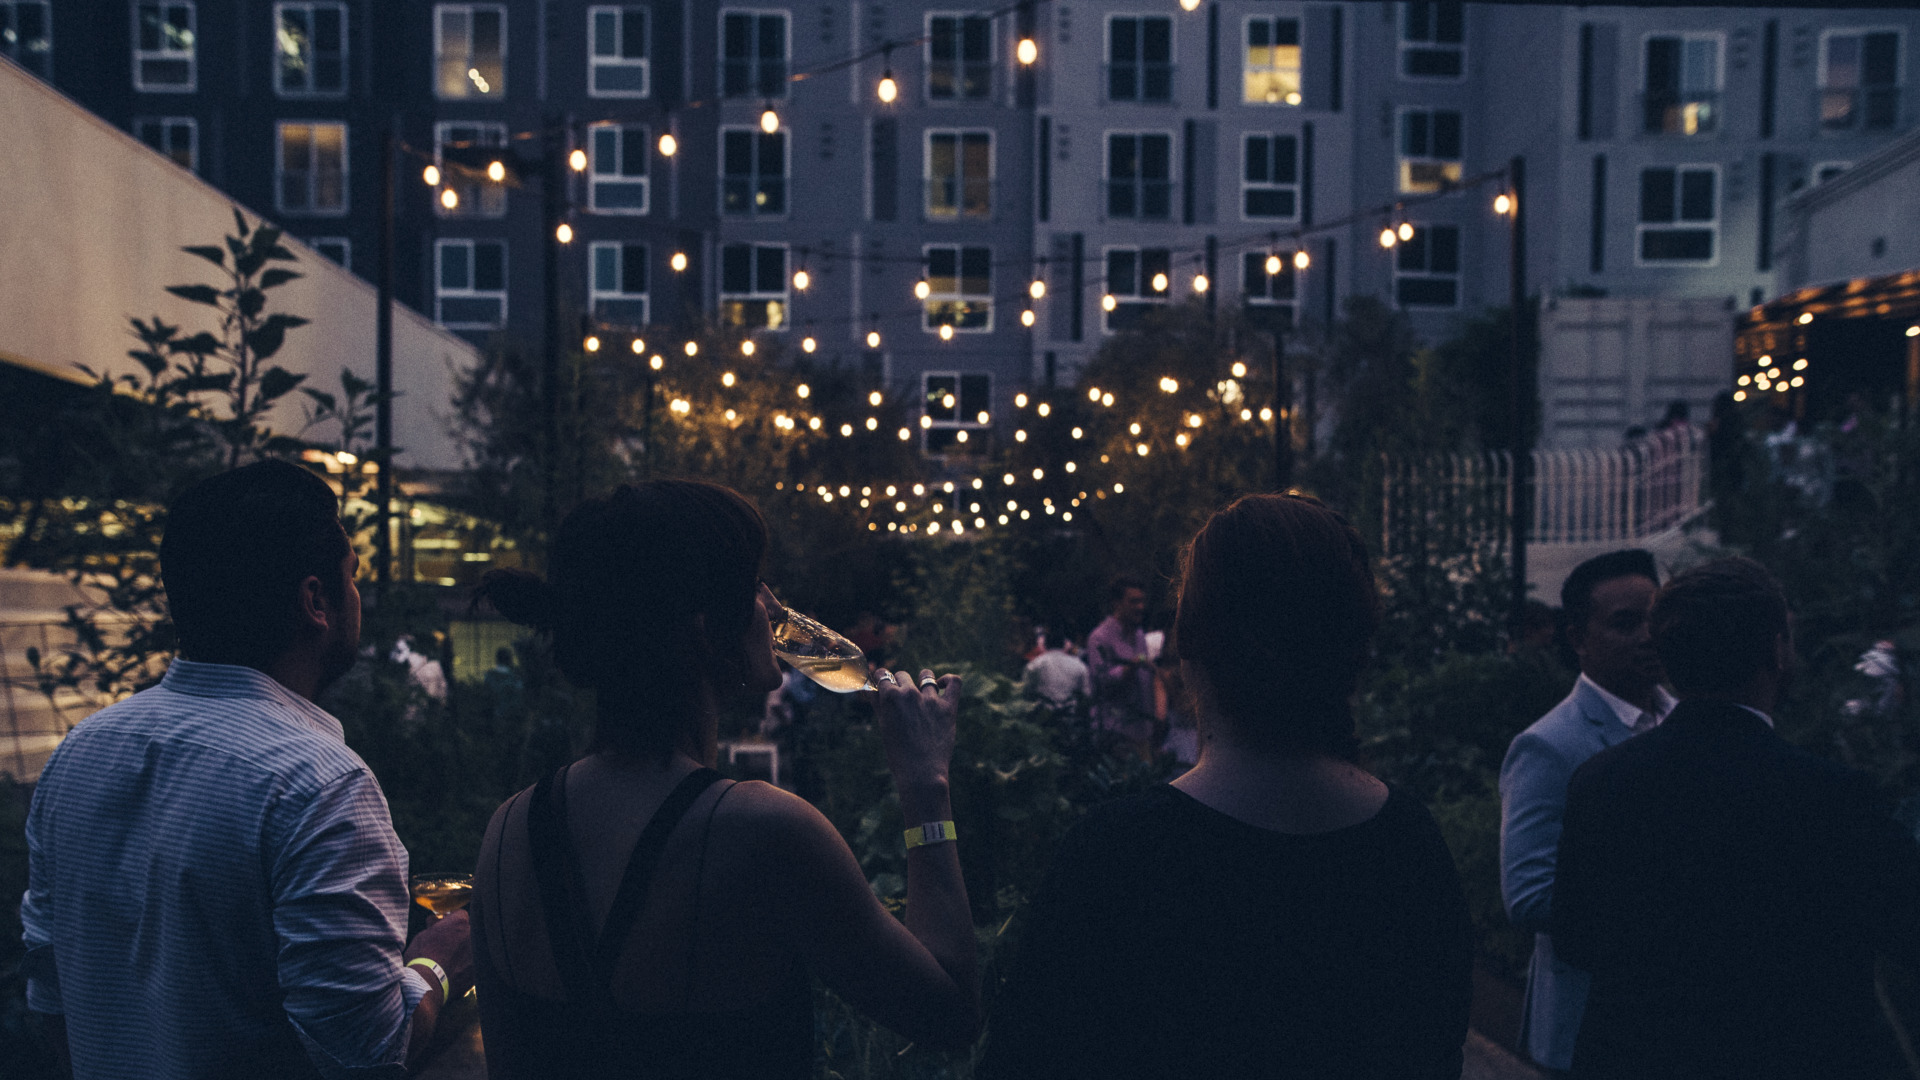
294 574 331 635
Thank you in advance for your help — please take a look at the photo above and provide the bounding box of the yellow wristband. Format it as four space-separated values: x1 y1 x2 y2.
904 820 957 850
407 956 450 1004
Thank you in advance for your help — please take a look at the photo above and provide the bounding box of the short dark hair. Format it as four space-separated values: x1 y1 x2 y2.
476 481 767 761
161 459 349 669
1108 575 1147 603
1650 557 1790 698
1561 549 1659 633
1173 494 1378 757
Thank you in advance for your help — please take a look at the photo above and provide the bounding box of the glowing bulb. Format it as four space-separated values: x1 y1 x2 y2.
942 394 957 409
1793 359 1807 371
840 423 853 436
722 371 736 386
1017 37 1038 65
1379 227 1396 248
935 324 952 341
1738 375 1751 386
671 252 688 272
583 336 601 352
658 133 677 157
569 148 588 172
1265 254 1282 276
999 515 1010 525
1136 443 1149 457
802 336 817 353
1192 274 1209 293
898 428 911 441
1797 312 1813 325
1102 294 1118 311
422 164 442 186
919 415 932 429
1260 407 1274 422
649 355 663 370
1037 403 1050 417
1101 393 1113 407
867 330 882 348
1179 0 1200 10
1065 461 1077 473
869 391 884 406
809 416 822 430
793 269 810 290
1071 426 1083 439
1494 192 1513 215
1015 429 1027 442
630 338 645 355
1791 376 1804 387
555 223 573 244
1129 422 1142 435
955 430 968 443
1734 390 1748 401
1032 468 1044 480
1030 279 1047 300
1908 326 1920 337
796 384 810 398
1015 393 1029 408
1176 433 1188 447
877 72 898 103
1022 309 1036 327
760 108 779 133
1088 387 1102 402
441 188 460 210
1294 250 1310 270
1398 222 1415 241
486 160 506 182
725 409 737 422
976 411 990 424
1151 272 1169 293
1231 361 1248 378
684 341 698 356
866 417 878 431
915 279 932 300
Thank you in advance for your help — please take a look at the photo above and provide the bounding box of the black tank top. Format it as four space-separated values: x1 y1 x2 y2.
472 766 814 1079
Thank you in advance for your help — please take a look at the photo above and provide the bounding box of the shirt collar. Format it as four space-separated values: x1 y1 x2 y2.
160 659 347 743
1578 672 1677 731
1732 703 1776 728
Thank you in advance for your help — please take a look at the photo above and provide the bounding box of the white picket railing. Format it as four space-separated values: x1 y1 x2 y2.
1381 426 1708 555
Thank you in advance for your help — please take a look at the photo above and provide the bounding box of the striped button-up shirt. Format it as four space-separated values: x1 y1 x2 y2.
21 660 429 1079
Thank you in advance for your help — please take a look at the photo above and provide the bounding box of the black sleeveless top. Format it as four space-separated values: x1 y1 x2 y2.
472 766 815 1079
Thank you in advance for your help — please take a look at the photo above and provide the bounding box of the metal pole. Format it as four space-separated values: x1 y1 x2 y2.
1508 155 1531 635
1274 324 1292 491
374 125 396 593
542 118 563 544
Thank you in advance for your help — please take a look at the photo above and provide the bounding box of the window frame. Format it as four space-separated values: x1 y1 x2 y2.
1242 14 1303 106
132 1 196 93
1635 163 1719 268
134 115 198 172
924 128 994 221
1240 132 1300 221
273 1 348 99
1105 14 1175 104
588 122 650 215
921 371 993 454
587 5 650 98
434 3 507 100
1 1 54 79
925 12 993 102
1639 31 1722 137
589 240 650 327
275 119 350 217
1397 107 1464 194
1104 131 1175 222
308 236 351 269
1240 250 1298 307
719 126 788 217
1101 245 1173 334
435 238 508 329
720 9 789 100
1400 1 1464 81
922 244 994 334
433 121 510 218
718 242 790 330
1393 223 1462 309
1817 27 1902 133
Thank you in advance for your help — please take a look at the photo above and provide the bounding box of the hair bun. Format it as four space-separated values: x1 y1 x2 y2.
474 568 559 630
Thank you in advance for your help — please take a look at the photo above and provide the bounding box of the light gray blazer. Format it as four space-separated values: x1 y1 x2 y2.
1499 678 1638 1071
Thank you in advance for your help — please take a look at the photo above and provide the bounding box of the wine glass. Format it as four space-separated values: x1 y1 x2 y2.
763 588 879 693
410 873 474 919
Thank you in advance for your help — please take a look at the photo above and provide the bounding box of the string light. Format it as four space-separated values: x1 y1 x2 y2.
671 252 688 272
1071 426 1083 439
1231 361 1247 378
568 149 588 172
422 165 441 186
1037 403 1051 417
915 279 932 300
866 417 879 430
1797 312 1814 325
684 341 698 356
868 330 883 348
809 416 822 430
1151 272 1169 293
919 415 933 429
630 338 645 354
740 340 756 356
869 391 884 406
1029 279 1046 299
1015 393 1029 408
939 324 955 340
1192 274 1209 293
555 223 573 243
1017 37 1038 64
1397 222 1415 241
722 371 736 386
802 336 817 353
1102 393 1114 407
1294 250 1310 270
878 70 899 103
1379 227 1396 248
1014 430 1027 442
486 160 506 182
898 428 911 440
649 355 663 370
658 133 677 156
793 268 810 290
1493 192 1512 215
1102 294 1118 311
796 384 810 398
441 188 459 209
1064 461 1076 472
583 336 601 352
1158 377 1179 393
1022 310 1036 327
1265 253 1282 276
760 105 780 133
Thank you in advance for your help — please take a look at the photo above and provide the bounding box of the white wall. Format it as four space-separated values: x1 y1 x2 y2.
1539 296 1733 448
1777 128 1920 293
0 56 479 471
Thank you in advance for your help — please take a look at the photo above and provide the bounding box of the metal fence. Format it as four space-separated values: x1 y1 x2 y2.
1381 426 1709 555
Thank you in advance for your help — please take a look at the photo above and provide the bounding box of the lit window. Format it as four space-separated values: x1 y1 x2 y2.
135 116 197 171
435 4 505 99
720 243 788 329
589 123 649 213
590 241 649 326
1637 166 1717 265
436 239 507 328
434 122 508 217
928 14 991 100
1820 30 1900 132
923 372 991 454
275 3 346 97
1399 109 1462 194
926 130 992 219
588 6 649 97
1401 1 1463 79
0 2 54 79
1103 247 1171 333
1242 134 1299 219
721 127 786 216
1107 132 1173 220
721 10 787 99
308 237 350 268
277 121 348 215
1642 34 1719 135
1395 225 1461 308
1107 16 1172 103
133 1 195 91
925 246 992 333
1243 17 1301 105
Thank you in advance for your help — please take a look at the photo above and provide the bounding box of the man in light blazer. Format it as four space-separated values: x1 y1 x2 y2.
1499 550 1673 1074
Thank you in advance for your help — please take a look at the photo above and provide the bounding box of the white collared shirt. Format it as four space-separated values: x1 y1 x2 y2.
1578 672 1677 732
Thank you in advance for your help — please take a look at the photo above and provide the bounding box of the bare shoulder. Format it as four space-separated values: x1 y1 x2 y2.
713 781 856 872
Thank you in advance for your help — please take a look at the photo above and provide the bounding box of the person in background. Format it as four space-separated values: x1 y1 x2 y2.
1499 550 1671 1076
1086 576 1156 758
984 494 1473 1079
486 646 526 720
393 633 449 703
1024 633 1092 709
21 459 472 1078
1553 558 1920 1080
1155 647 1198 772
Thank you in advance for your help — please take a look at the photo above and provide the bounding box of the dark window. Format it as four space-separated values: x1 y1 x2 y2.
721 128 786 215
1638 166 1716 263
1109 16 1173 102
925 246 992 331
722 11 787 98
1242 134 1298 218
1241 251 1297 301
929 15 991 99
1402 1 1463 78
1394 224 1459 307
1643 35 1719 135
1821 31 1900 131
0 1 53 78
589 6 649 96
1107 133 1172 220
719 243 788 328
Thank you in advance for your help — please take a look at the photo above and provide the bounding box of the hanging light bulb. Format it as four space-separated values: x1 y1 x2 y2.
1294 249 1311 270
486 160 506 182
760 105 780 133
658 133 678 157
440 188 459 210
1231 361 1248 378
1398 222 1415 242
1493 192 1513 215
670 251 688 272
1029 279 1047 299
1151 272 1169 293
630 338 645 355
914 279 932 300
649 355 663 370
793 268 810 290
740 341 755 357
422 164 442 186
684 340 699 356
722 371 737 386
801 335 817 353
1379 227 1397 248
1017 38 1038 65
939 324 955 341
1179 0 1200 10
568 148 588 172
1021 309 1036 327
583 336 601 352
1192 273 1210 293
877 70 898 103
555 223 573 244
796 384 810 398
1102 294 1117 311
867 330 882 348
1265 253 1282 276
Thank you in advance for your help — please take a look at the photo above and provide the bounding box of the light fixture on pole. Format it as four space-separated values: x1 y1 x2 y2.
1379 226 1397 248
568 148 587 172
670 251 688 272
555 222 573 243
760 103 780 133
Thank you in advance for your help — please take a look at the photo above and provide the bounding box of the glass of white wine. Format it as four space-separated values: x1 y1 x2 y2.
762 588 879 693
410 874 474 919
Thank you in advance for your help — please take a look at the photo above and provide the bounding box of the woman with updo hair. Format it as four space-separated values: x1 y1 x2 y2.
984 493 1473 1080
469 480 978 1078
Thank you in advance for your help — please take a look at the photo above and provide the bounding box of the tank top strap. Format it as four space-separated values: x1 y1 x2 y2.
592 767 725 987
526 766 599 1008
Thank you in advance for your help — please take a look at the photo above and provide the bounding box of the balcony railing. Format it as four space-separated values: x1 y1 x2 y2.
923 178 995 221
1641 90 1719 136
1104 62 1174 103
1106 180 1174 221
1819 86 1900 133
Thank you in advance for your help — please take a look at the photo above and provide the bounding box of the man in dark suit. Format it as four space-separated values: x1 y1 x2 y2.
1553 557 1920 1079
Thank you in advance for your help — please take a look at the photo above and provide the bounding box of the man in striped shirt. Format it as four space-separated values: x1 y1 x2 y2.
21 459 473 1078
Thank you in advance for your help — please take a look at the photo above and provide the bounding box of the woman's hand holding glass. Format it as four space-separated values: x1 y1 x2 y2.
872 668 962 796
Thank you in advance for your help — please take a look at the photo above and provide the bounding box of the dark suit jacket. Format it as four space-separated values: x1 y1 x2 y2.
1552 699 1920 1080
